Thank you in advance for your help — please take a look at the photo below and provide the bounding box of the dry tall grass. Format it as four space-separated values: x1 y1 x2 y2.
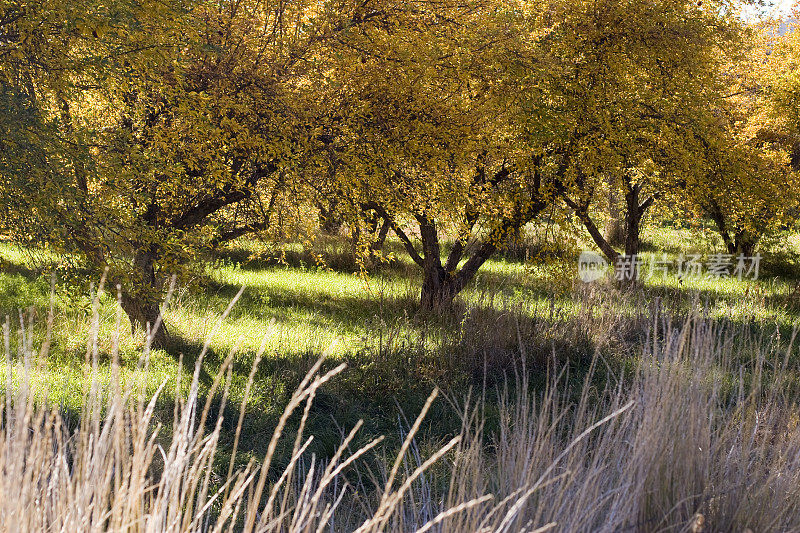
1 288 799 532
430 316 800 532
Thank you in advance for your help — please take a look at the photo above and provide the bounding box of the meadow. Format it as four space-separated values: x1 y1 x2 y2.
1 225 800 531
3 0 800 529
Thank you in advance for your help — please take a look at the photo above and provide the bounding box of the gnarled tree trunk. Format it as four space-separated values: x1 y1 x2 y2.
420 263 457 310
415 208 535 311
706 199 760 257
365 164 549 313
120 248 168 349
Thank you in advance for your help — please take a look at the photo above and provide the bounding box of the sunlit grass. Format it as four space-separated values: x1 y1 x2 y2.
1 226 799 465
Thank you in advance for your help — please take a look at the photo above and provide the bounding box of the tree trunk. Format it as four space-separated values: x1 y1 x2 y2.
121 293 168 349
418 216 451 310
420 264 458 310
733 232 758 257
707 200 759 257
604 177 626 248
120 249 168 349
418 239 499 311
624 185 642 258
722 234 757 257
566 180 654 285
366 168 546 312
707 200 738 255
738 241 756 258
319 202 343 235
620 183 647 284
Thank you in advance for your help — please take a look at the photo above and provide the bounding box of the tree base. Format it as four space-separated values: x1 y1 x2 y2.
120 295 169 350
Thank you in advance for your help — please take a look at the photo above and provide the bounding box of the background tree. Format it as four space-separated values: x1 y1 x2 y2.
514 0 746 267
315 0 561 309
680 17 800 256
0 0 112 243
1 0 400 346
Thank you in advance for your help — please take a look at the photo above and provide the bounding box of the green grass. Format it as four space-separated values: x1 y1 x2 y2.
1 224 799 469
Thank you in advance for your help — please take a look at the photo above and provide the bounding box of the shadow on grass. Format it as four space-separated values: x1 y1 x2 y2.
6 237 800 475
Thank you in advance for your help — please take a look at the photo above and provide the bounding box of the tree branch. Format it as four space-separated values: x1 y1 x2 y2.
563 194 620 263
364 202 424 267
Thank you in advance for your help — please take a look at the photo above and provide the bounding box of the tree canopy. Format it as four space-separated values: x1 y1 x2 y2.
1 0 798 342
